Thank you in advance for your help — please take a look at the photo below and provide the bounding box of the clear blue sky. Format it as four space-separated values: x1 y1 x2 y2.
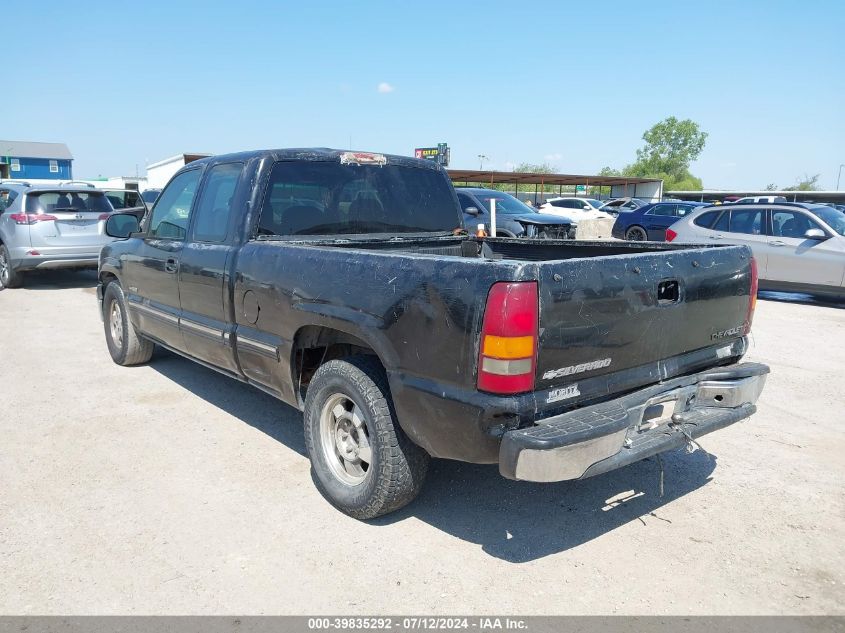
5 0 844 189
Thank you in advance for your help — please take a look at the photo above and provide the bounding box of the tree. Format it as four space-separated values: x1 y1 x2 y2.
598 117 708 191
783 174 820 191
514 162 555 174
628 117 707 180
765 183 778 191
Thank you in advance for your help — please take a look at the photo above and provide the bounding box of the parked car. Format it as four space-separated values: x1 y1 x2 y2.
0 185 117 288
455 187 576 238
612 201 707 241
667 202 845 298
539 197 613 221
599 197 648 215
98 147 768 519
735 196 787 204
141 188 162 207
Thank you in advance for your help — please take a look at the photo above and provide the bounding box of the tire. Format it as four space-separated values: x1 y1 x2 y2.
103 281 154 366
303 355 430 519
625 225 648 241
0 243 23 288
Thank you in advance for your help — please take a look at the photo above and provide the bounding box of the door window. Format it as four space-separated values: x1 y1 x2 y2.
147 169 202 239
729 209 764 235
193 163 243 242
456 193 478 212
646 204 676 216
771 210 821 238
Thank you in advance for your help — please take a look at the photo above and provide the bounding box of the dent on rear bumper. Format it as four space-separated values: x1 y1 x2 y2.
499 361 769 482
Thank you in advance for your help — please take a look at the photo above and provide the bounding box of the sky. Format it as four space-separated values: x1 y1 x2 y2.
4 0 844 190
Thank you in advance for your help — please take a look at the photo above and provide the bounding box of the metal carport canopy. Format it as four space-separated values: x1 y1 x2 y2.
445 169 661 187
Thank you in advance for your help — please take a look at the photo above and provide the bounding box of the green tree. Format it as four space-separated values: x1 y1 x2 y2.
597 117 708 191
783 174 820 191
764 183 778 191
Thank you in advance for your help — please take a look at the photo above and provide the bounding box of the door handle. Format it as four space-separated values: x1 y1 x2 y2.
769 240 785 247
709 235 723 240
165 257 178 273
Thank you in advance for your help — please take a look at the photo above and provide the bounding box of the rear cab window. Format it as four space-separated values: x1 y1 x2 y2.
257 160 459 236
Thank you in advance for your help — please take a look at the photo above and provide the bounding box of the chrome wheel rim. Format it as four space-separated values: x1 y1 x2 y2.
627 227 647 241
319 393 372 486
109 301 124 349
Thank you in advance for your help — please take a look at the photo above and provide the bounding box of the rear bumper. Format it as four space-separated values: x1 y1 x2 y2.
499 361 769 482
9 245 102 271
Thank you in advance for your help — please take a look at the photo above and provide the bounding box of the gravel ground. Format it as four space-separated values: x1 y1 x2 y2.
1 270 843 615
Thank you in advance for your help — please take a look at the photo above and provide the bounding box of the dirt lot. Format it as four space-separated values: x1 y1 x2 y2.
1 270 843 615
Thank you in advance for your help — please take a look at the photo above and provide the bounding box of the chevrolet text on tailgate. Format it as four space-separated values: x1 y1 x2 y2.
97 148 769 519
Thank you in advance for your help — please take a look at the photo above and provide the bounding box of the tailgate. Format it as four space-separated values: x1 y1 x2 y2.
535 245 754 392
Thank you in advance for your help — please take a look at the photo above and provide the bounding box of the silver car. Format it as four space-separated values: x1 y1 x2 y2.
667 202 845 298
0 183 117 288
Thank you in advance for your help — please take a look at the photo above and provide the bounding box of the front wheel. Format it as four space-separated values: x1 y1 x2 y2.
103 281 154 366
625 225 648 241
303 355 430 519
0 244 23 288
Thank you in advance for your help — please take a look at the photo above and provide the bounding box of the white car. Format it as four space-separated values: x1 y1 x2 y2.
540 197 613 221
734 196 788 204
667 202 845 299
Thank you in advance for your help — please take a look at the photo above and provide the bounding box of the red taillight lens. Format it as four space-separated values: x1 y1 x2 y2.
9 213 58 225
666 228 678 242
477 281 538 394
98 213 112 221
744 257 758 334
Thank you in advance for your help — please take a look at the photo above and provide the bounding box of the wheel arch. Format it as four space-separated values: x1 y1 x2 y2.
291 324 393 408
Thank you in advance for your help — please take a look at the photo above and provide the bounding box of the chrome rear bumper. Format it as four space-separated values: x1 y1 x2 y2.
499 362 769 482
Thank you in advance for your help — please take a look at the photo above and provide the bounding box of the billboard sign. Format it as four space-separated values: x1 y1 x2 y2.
414 143 450 166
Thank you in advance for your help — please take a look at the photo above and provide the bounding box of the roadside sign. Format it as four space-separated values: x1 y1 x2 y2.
414 143 450 167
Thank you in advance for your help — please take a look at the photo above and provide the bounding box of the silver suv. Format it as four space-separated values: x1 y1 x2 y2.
667 202 845 299
0 183 118 288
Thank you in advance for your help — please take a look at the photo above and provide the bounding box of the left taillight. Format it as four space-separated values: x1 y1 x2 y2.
9 213 58 225
744 257 758 334
666 228 678 242
477 281 538 395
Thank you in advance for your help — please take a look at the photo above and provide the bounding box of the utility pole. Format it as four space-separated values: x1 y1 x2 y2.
478 154 489 170
837 164 844 191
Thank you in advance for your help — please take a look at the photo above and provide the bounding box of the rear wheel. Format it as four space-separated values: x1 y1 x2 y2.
103 281 154 365
303 355 429 519
625 225 648 241
0 244 23 288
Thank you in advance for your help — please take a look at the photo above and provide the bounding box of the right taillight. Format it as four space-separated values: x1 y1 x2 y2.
744 257 758 334
666 228 678 242
477 281 538 395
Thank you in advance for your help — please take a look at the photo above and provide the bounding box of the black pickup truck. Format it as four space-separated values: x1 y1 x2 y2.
98 148 769 519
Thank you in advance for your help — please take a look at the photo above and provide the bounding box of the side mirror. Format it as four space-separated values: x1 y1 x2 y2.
105 213 140 238
464 206 481 216
804 228 828 241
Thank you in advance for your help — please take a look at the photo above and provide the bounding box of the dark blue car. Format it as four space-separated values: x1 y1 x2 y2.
611 201 707 241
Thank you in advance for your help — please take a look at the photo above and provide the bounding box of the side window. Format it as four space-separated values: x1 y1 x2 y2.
693 210 720 228
456 193 477 212
147 169 202 240
729 208 764 235
192 162 243 242
771 210 820 238
712 211 730 232
551 199 570 208
647 204 675 216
